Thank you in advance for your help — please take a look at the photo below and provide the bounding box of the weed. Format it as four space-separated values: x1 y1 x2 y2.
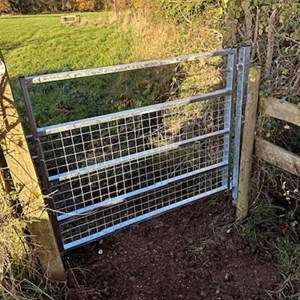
268 237 300 299
238 201 300 298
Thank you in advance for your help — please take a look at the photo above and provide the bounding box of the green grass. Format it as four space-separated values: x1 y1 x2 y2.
0 12 221 128
0 12 137 77
0 12 174 128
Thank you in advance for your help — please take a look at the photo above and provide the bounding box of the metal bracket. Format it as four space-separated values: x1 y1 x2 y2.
236 63 244 71
0 61 6 78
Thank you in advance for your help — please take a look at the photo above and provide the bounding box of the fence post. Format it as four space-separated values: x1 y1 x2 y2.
0 51 66 281
236 66 261 220
0 152 10 291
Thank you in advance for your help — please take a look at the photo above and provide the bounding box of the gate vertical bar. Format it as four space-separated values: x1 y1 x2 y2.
222 49 236 188
232 46 251 204
19 76 64 252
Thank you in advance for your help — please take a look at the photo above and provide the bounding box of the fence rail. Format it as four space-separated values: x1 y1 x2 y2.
259 96 300 127
256 96 300 176
255 137 300 176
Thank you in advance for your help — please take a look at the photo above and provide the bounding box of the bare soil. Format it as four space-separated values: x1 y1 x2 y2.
66 195 281 300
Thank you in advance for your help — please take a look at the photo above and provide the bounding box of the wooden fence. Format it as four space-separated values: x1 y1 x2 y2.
237 66 300 219
256 97 300 176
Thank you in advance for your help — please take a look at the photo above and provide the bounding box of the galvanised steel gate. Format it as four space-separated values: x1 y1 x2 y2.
20 47 250 251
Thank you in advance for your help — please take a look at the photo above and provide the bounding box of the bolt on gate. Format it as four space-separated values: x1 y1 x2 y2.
20 47 250 251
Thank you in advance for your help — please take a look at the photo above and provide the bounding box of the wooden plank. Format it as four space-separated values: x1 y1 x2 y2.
255 137 300 176
259 96 300 127
236 67 261 220
0 51 66 281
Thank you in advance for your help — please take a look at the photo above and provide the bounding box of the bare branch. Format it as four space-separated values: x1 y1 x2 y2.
265 8 277 79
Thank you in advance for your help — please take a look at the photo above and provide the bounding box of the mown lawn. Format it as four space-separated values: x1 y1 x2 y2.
0 12 137 77
0 13 172 128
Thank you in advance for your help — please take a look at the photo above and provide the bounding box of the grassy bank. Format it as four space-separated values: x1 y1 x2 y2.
0 10 223 128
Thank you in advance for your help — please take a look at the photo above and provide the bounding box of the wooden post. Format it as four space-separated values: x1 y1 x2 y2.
0 152 9 291
236 66 261 220
0 51 66 281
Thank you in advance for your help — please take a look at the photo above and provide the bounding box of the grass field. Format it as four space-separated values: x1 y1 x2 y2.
0 12 174 127
0 12 222 128
0 12 138 77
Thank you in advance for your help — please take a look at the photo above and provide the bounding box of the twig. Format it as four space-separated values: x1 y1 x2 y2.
251 7 260 61
265 8 277 78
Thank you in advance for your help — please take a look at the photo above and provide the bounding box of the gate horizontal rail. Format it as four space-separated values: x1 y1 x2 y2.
25 49 235 84
49 128 229 182
20 47 250 251
63 185 227 250
57 161 228 221
28 88 231 138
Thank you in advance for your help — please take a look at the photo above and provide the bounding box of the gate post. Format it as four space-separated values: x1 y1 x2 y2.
236 67 261 220
232 46 251 204
0 151 10 291
0 51 66 281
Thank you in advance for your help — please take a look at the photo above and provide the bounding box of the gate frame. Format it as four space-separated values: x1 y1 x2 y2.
19 47 251 252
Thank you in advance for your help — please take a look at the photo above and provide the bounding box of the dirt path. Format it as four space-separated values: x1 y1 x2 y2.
66 196 281 299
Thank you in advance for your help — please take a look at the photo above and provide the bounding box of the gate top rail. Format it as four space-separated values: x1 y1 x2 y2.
24 48 235 84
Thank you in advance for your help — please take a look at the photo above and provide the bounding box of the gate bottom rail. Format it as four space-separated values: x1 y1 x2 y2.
63 185 227 250
57 160 228 221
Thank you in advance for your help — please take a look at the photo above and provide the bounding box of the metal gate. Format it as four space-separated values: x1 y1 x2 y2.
20 47 250 251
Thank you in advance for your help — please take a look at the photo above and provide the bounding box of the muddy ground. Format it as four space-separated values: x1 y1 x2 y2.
66 195 281 300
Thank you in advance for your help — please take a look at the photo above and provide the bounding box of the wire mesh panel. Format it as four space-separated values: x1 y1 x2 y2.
60 167 226 249
53 134 227 215
40 95 227 177
21 47 250 251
